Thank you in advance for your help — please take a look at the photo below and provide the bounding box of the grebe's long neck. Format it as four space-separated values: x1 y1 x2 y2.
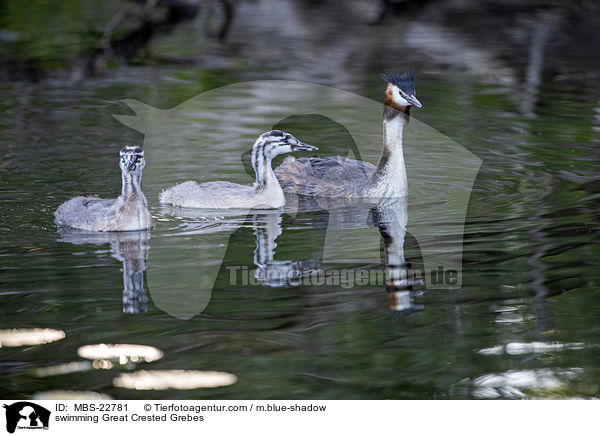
371 105 409 198
117 169 151 230
121 170 144 199
252 140 284 199
252 156 278 191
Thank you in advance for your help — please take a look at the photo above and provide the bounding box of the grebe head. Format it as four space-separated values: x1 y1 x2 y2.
119 146 145 173
258 130 317 158
382 71 422 110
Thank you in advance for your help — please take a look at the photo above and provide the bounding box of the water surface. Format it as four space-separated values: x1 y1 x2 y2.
1 0 600 400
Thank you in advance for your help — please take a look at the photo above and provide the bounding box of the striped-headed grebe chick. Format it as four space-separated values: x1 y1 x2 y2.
55 146 152 231
275 71 421 198
159 130 317 209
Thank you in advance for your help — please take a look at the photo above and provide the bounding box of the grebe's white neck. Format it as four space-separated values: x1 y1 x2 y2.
251 138 285 205
121 170 144 199
252 156 280 192
371 107 408 198
117 169 151 230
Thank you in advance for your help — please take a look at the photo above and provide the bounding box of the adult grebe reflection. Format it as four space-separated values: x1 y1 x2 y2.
370 197 422 314
252 212 318 287
294 195 421 314
57 231 149 314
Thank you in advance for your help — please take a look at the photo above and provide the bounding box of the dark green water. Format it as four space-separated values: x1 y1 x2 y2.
1 0 600 399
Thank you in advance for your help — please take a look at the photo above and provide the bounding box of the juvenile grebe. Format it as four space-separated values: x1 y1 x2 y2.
159 130 316 209
275 71 421 198
55 146 152 231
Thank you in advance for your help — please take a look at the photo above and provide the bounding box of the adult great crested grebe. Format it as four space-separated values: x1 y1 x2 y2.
275 71 421 198
55 146 152 231
159 130 316 209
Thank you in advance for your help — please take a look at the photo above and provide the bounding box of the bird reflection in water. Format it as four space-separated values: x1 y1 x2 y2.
370 197 422 314
251 212 319 287
58 230 150 313
290 195 422 314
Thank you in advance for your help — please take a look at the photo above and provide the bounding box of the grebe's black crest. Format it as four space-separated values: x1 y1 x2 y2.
382 71 415 94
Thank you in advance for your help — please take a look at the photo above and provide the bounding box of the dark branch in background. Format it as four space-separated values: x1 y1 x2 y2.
368 0 437 24
87 0 233 74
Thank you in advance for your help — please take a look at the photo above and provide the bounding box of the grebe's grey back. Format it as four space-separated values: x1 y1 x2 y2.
55 146 152 231
275 71 421 198
159 130 316 209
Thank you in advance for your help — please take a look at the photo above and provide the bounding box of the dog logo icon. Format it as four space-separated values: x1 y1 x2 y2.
3 402 50 433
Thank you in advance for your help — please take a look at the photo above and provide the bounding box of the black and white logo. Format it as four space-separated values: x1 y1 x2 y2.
3 402 50 434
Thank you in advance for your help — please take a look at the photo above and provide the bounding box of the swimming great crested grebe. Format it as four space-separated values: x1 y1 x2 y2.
55 146 152 231
159 130 316 209
275 71 421 198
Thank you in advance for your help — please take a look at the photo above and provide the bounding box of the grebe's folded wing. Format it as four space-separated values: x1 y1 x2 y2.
55 196 117 228
160 180 254 208
308 156 375 179
55 196 114 214
275 156 375 195
79 197 115 209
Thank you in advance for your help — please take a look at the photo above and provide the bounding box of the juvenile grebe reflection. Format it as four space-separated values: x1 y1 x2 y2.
58 231 149 313
252 212 318 287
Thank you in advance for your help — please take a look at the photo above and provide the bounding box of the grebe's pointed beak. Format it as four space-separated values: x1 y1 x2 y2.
291 141 318 152
407 95 422 108
125 155 141 171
